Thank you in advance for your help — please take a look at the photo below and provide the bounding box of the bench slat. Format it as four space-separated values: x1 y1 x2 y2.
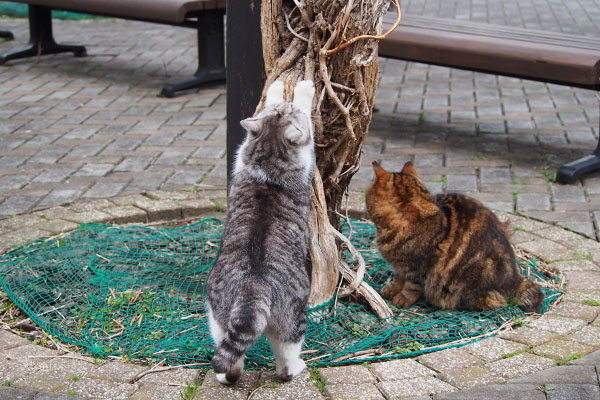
380 14 600 90
16 0 225 24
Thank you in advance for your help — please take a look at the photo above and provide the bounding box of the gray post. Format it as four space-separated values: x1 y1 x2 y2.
226 0 265 187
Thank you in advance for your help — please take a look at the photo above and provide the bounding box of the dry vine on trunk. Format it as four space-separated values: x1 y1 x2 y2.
258 0 400 318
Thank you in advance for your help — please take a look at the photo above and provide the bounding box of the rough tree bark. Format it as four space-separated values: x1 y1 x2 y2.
257 0 400 318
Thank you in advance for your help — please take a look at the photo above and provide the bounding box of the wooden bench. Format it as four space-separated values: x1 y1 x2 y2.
380 13 600 184
0 0 226 97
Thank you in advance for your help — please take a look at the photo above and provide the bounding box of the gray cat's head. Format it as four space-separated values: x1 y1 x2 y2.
234 80 315 187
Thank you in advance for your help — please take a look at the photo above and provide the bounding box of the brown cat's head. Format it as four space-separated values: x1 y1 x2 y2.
366 161 437 222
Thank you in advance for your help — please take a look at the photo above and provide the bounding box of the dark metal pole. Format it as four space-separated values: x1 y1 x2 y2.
226 0 265 187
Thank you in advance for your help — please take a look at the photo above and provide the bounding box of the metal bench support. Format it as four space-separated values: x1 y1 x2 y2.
0 30 14 40
160 9 226 98
225 0 264 185
556 104 600 183
0 5 86 65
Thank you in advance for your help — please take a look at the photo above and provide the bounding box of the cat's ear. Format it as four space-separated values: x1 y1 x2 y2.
372 161 390 180
293 80 315 115
401 161 417 176
240 117 263 135
265 80 285 107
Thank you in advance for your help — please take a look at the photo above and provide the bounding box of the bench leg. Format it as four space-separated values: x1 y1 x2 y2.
0 5 86 65
160 10 226 98
556 104 600 184
0 30 14 40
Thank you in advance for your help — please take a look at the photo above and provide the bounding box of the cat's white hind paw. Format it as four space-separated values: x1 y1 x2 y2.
215 373 232 385
288 358 306 377
266 80 285 107
293 80 315 115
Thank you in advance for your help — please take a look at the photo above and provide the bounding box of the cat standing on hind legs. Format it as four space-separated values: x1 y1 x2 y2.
205 79 315 385
366 161 543 313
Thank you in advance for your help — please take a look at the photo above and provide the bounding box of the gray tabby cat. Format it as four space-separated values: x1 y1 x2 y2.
205 80 315 385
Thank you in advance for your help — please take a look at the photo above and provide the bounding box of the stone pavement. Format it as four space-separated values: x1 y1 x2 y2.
0 0 598 398
0 196 599 399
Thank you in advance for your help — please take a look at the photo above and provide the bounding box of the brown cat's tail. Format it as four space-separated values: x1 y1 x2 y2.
514 276 543 313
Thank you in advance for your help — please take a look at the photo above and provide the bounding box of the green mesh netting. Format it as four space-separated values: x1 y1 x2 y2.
0 218 561 368
0 2 99 19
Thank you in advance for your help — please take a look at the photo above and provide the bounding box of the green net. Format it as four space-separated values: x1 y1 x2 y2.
0 218 561 368
0 2 99 19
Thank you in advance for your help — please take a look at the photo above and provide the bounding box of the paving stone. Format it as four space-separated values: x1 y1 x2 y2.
462 337 528 362
437 365 505 389
551 260 599 272
547 384 600 400
547 301 600 322
0 330 29 351
244 370 324 400
518 239 574 263
568 349 600 365
64 210 112 224
192 147 226 159
557 221 596 239
167 170 203 185
516 193 551 211
153 151 191 165
528 315 588 336
201 370 259 390
563 271 600 291
376 376 456 399
138 367 200 386
106 137 143 151
73 164 113 177
509 365 599 384
533 338 596 360
0 197 39 215
102 205 147 224
67 377 136 400
551 185 587 203
413 153 444 167
0 175 31 189
324 383 384 400
319 365 376 385
82 182 125 198
86 361 146 384
416 348 481 373
192 387 248 400
446 175 477 192
370 359 436 381
0 386 42 400
37 190 81 209
435 383 545 400
114 157 154 172
32 168 74 183
486 353 555 379
129 383 184 400
480 168 511 184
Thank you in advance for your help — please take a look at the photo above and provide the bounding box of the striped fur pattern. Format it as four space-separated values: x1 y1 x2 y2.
205 80 314 385
366 161 542 313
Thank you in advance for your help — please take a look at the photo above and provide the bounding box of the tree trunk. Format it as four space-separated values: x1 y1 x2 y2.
258 0 398 318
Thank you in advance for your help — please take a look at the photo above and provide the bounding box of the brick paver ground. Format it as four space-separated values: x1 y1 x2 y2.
0 0 599 399
0 0 599 239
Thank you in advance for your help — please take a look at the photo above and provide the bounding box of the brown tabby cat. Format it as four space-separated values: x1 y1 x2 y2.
366 161 542 312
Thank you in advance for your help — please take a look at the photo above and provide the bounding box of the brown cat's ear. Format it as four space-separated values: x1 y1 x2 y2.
401 161 417 176
240 117 263 135
372 161 390 180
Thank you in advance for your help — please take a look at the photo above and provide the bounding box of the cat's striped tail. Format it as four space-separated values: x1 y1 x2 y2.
211 281 272 385
515 276 543 313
